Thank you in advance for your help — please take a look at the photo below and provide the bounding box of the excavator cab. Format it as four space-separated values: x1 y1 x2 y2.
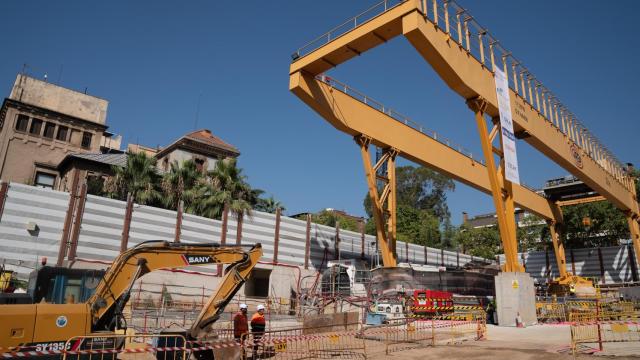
0 267 104 305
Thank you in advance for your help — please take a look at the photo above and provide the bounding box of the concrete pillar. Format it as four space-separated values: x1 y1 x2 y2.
495 272 536 326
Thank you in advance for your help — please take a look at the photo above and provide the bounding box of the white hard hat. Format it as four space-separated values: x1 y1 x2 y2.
239 303 248 309
257 304 265 311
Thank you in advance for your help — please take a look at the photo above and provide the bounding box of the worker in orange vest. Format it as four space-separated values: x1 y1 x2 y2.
233 303 249 341
251 304 266 334
250 304 266 355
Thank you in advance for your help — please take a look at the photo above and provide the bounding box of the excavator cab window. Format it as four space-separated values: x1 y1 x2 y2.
30 267 105 304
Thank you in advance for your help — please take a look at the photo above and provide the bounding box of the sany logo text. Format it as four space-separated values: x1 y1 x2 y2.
185 255 215 264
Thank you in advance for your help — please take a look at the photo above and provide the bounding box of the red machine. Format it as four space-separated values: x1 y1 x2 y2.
410 290 453 316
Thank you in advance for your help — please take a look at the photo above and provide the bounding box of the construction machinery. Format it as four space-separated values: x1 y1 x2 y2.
0 240 263 358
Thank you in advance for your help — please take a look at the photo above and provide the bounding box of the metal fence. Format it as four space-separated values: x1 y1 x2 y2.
0 182 489 280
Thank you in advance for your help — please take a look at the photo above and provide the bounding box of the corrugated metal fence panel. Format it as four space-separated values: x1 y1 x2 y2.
276 216 308 267
308 223 336 270
234 211 277 261
407 243 426 264
503 245 640 284
601 246 634 283
180 213 223 244
338 228 365 261
523 251 550 281
571 248 600 279
0 183 69 276
76 195 126 260
129 205 176 245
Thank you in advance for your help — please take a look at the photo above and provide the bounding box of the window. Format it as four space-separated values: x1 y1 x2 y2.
56 126 69 141
43 123 56 139
35 172 55 189
15 114 29 132
81 132 92 149
29 118 43 135
194 158 205 172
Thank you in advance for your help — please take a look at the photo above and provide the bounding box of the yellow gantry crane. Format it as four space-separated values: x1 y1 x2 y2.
289 0 640 287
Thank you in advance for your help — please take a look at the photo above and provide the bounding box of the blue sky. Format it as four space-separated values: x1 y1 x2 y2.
2 1 639 224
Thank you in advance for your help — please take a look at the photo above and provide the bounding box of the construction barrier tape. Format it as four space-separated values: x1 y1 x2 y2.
0 320 486 358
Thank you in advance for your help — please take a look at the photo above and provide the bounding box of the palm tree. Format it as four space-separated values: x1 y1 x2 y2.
195 159 253 219
161 160 203 212
256 196 285 214
104 151 161 205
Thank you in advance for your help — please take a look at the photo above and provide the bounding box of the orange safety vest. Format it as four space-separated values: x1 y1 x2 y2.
233 311 248 337
251 312 266 333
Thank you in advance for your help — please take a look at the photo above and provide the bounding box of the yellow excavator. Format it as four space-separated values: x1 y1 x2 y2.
0 240 263 359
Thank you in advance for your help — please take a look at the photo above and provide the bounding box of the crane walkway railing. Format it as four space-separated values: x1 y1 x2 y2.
294 0 634 193
293 0 408 60
317 74 539 193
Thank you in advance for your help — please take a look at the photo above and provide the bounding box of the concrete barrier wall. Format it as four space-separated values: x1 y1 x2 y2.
0 182 488 277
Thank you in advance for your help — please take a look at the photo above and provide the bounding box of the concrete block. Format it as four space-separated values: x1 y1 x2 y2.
620 286 640 301
494 272 536 327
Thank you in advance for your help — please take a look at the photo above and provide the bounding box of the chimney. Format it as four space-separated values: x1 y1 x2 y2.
627 163 634 172
462 212 469 224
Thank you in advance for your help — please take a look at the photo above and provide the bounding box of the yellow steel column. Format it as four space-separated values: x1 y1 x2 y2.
356 135 397 267
468 97 521 272
547 222 568 277
387 150 398 258
626 213 640 268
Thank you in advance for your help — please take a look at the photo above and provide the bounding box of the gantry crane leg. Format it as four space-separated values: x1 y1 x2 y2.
467 97 523 272
627 214 640 268
356 135 398 267
547 199 596 295
548 203 568 278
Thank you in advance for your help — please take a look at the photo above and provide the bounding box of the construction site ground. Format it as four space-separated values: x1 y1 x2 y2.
369 324 640 359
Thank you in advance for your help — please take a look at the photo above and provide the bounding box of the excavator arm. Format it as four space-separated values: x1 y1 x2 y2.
189 243 262 339
87 241 263 331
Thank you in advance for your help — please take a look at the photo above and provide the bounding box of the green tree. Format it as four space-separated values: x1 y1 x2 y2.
104 151 161 205
255 196 286 214
516 214 548 252
307 210 361 232
195 159 254 219
453 224 501 259
161 160 203 212
395 205 440 247
363 165 455 246
561 202 628 248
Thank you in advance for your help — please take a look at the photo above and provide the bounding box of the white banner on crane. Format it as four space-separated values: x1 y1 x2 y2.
494 68 520 185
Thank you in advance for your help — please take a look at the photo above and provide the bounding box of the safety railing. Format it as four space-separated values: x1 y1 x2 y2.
241 323 363 360
292 0 408 60
571 320 640 357
238 314 485 359
422 0 633 191
294 0 634 191
61 333 187 360
536 302 567 323
317 74 482 165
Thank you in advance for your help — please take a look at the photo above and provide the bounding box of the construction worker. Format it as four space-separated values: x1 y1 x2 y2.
233 303 249 341
251 304 266 334
251 304 266 356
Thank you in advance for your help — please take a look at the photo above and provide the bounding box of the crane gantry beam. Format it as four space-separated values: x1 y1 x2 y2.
289 0 640 272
